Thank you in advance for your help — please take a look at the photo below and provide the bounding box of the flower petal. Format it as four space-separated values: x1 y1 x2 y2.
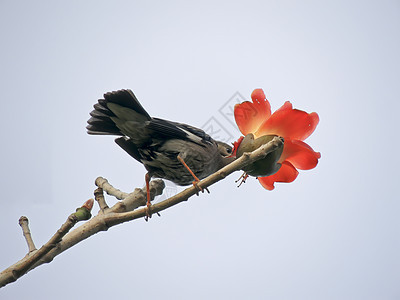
234 89 271 135
279 139 321 170
275 100 293 113
255 101 319 141
231 136 244 157
257 161 299 190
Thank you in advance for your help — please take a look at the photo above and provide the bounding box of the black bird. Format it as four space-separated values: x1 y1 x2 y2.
87 89 235 217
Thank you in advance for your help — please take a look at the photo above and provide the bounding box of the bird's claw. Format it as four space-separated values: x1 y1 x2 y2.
144 203 161 221
192 180 210 195
144 204 152 221
235 172 249 187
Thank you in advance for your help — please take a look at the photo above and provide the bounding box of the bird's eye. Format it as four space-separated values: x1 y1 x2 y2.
226 148 232 154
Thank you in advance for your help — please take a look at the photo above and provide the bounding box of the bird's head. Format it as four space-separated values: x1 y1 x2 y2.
216 141 233 157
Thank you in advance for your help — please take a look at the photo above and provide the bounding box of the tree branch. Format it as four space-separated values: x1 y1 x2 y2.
0 200 94 287
0 137 283 288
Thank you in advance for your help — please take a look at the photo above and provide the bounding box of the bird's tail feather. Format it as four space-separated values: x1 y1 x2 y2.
87 89 151 136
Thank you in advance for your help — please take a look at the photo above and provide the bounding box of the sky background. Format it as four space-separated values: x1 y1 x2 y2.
1 1 399 299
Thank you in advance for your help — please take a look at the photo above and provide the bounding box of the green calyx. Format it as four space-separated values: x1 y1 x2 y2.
236 133 284 177
74 207 92 221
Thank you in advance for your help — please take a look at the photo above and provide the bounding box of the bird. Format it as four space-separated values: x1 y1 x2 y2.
87 89 235 219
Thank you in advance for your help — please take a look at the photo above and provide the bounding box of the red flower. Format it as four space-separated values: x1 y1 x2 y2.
233 89 321 190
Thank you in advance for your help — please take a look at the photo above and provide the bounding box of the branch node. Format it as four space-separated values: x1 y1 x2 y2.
94 188 109 211
114 179 165 213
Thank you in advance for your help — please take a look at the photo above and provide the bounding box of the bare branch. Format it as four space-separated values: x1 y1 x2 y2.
95 177 128 199
0 200 94 287
94 188 109 211
19 217 36 253
0 137 283 288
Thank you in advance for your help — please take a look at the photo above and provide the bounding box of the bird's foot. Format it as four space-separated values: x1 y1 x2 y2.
235 172 249 187
177 155 209 195
192 179 210 195
144 203 152 222
144 204 161 221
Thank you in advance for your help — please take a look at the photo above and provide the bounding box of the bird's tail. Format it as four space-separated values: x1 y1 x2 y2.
87 89 151 138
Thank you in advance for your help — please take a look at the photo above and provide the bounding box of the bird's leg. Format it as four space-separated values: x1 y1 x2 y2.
177 155 210 195
144 172 152 221
235 171 249 187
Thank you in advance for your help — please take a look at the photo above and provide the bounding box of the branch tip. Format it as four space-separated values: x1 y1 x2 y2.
19 216 36 253
82 199 94 211
94 187 109 210
74 200 94 221
96 176 128 199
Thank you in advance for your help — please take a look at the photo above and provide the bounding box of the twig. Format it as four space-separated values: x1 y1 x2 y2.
95 177 128 199
0 137 283 288
0 200 94 288
98 178 165 213
19 217 36 253
94 188 109 211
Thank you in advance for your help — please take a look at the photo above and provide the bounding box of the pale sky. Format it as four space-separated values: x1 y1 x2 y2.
1 1 399 299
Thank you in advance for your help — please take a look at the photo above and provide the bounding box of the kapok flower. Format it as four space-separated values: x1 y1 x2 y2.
233 89 321 190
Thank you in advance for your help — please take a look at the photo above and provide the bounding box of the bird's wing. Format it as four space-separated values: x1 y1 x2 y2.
114 137 143 162
88 89 214 149
147 118 213 146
